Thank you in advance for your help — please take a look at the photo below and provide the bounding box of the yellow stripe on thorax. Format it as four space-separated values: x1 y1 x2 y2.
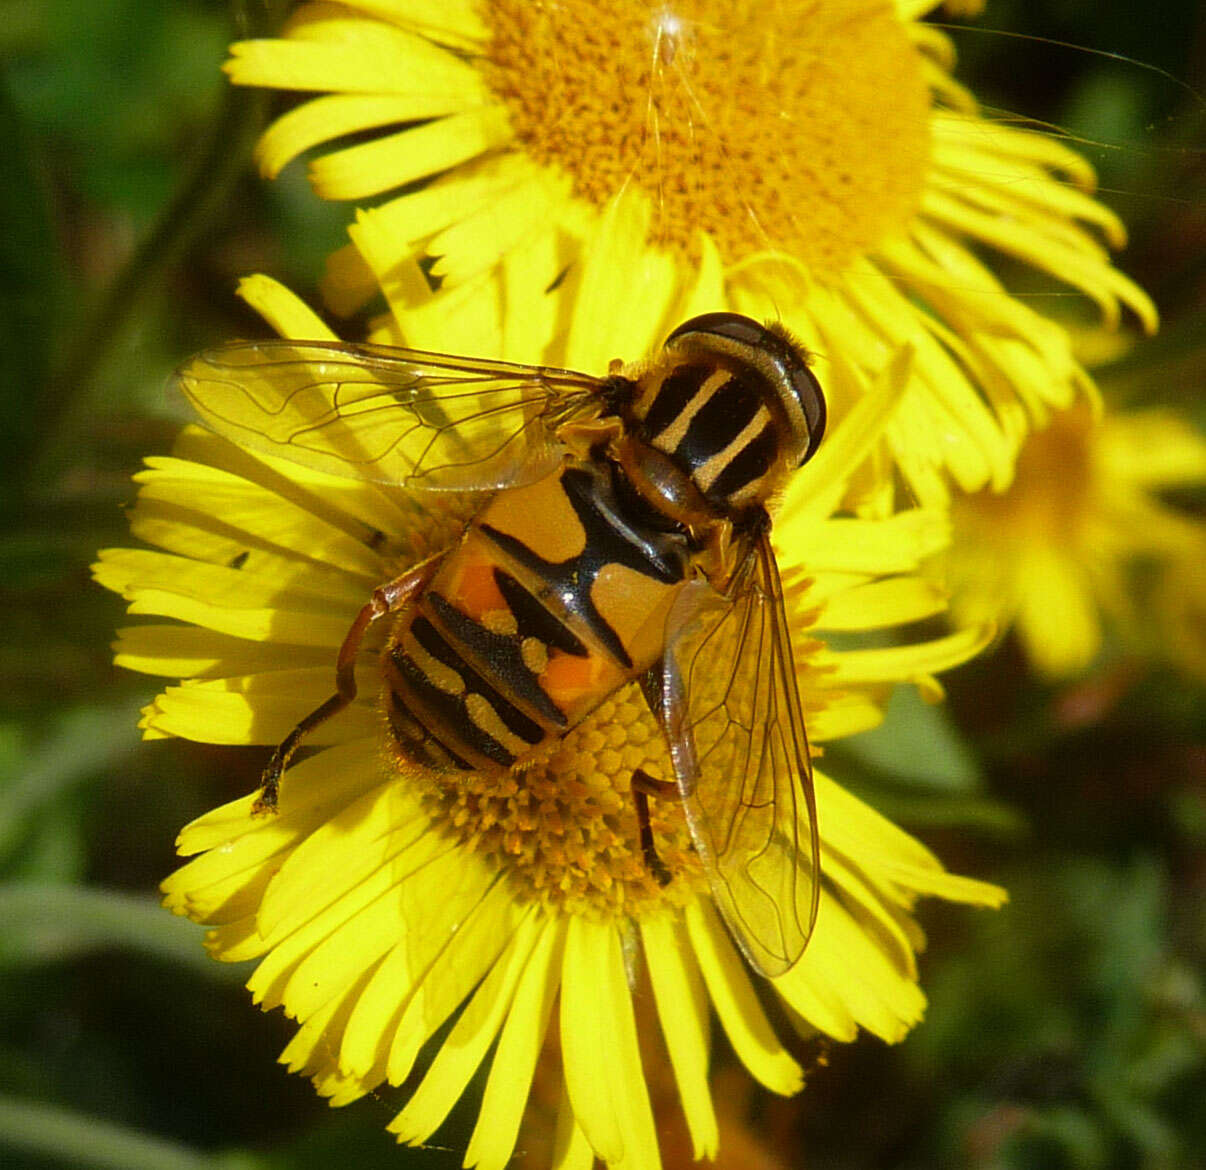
648 367 732 453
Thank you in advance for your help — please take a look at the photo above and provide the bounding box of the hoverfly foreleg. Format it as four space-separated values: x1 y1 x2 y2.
253 554 443 816
631 767 676 886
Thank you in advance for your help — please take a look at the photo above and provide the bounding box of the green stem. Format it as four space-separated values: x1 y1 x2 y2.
37 0 274 478
0 1094 257 1170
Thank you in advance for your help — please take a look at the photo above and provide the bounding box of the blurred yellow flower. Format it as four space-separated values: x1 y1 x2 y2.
225 0 1154 504
95 207 1003 1166
942 403 1206 678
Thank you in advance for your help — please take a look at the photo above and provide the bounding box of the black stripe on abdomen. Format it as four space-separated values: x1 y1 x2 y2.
427 589 568 727
391 615 545 767
384 687 472 770
493 568 587 658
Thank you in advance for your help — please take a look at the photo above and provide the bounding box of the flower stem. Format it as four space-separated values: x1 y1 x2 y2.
0 1094 260 1170
35 0 280 489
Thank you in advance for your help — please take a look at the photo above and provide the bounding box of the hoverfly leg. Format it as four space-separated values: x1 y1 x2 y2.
253 554 443 816
631 767 676 886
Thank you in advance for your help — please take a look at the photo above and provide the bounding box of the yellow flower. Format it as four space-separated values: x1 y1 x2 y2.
94 212 1003 1166
224 0 1154 504
941 402 1206 678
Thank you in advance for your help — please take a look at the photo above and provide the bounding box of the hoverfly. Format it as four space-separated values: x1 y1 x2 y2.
175 312 826 978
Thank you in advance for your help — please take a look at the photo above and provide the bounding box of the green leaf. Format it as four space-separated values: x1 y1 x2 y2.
0 881 247 978
0 701 144 862
0 1093 263 1170
828 684 985 792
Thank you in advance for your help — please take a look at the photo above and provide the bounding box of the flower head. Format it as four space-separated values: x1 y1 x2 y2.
95 209 1004 1165
941 402 1206 678
226 0 1154 503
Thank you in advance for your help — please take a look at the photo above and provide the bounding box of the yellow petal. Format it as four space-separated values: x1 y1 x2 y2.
779 893 925 1043
1014 545 1101 677
806 691 887 742
334 0 488 47
465 921 565 1170
333 839 494 1074
237 274 336 340
770 949 859 1042
821 621 994 685
685 900 803 1095
561 917 661 1168
429 171 571 287
257 779 429 940
260 861 421 1017
226 21 487 95
279 959 385 1106
783 342 915 519
931 110 1097 191
309 107 512 201
112 624 328 679
813 768 944 876
141 668 378 745
821 850 918 978
351 152 535 254
124 458 390 580
95 549 366 614
163 857 273 927
552 1079 597 1170
384 878 526 1085
256 92 483 179
837 260 1011 490
778 510 949 575
1102 410 1206 487
172 738 383 855
389 910 542 1145
922 188 1158 334
814 769 1006 909
562 189 676 373
500 228 562 362
110 586 354 651
321 242 380 317
818 576 947 630
674 231 726 322
641 914 719 1161
391 270 503 357
167 427 433 555
559 917 626 1164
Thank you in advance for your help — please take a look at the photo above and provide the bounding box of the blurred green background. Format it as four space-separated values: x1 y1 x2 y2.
0 1 1202 1167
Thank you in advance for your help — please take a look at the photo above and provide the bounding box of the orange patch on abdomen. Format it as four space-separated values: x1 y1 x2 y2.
540 648 626 716
440 541 507 619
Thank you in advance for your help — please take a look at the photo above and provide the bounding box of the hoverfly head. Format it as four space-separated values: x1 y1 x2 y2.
633 312 826 512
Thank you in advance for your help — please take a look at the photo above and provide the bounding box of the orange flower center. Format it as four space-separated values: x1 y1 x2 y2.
484 0 931 272
422 683 702 918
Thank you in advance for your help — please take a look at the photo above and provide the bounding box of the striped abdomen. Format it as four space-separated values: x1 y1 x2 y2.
383 461 690 773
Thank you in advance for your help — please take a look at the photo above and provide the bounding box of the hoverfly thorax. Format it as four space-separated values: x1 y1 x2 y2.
625 313 827 517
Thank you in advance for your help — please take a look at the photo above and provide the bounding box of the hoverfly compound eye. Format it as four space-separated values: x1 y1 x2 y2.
791 361 826 466
664 313 827 468
665 312 769 350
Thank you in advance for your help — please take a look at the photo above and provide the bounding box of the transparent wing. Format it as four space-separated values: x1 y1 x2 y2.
659 532 820 978
172 340 607 490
